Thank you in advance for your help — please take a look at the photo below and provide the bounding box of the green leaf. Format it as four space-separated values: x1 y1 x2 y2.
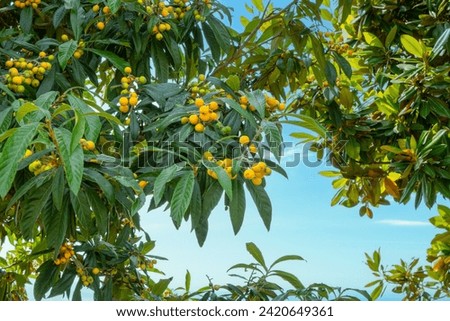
209 165 232 200
201 181 223 220
153 165 179 206
68 94 102 142
0 107 12 135
332 52 352 79
370 283 384 300
262 120 282 161
221 98 257 128
0 122 39 198
83 169 115 205
6 171 49 210
251 0 264 11
337 0 352 24
309 34 326 70
385 25 397 47
202 22 221 63
346 137 360 160
86 188 108 236
246 90 266 118
195 219 209 247
70 6 83 40
151 277 173 296
151 42 169 82
86 48 129 72
400 34 423 58
34 260 58 301
54 127 84 195
185 270 191 292
363 32 384 49
21 181 52 239
431 28 450 59
270 255 305 269
42 198 69 254
245 181 272 230
285 114 327 139
0 82 15 100
428 97 450 118
246 242 267 270
171 171 195 228
325 61 337 85
49 268 76 298
52 166 66 211
226 75 240 91
206 16 231 52
190 180 202 230
58 40 78 70
70 110 86 153
19 6 33 34
53 6 67 28
107 0 121 14
16 102 39 122
319 171 342 177
272 270 304 289
229 179 246 234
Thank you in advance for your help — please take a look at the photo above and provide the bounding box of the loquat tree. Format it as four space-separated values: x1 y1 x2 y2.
0 0 319 301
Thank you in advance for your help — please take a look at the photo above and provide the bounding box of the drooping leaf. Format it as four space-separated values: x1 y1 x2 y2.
245 181 272 230
208 165 232 200
246 90 267 118
229 179 246 234
262 121 282 161
21 180 52 239
19 6 33 34
34 260 58 301
171 171 195 228
0 122 39 198
58 40 78 70
153 164 179 206
54 127 84 195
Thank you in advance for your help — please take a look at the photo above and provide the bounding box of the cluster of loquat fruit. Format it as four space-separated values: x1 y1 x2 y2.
320 31 354 56
118 67 146 115
79 138 96 151
264 94 285 113
138 257 157 271
189 73 211 96
243 161 272 186
181 97 220 133
140 0 191 20
204 152 236 180
3 53 52 94
76 267 98 287
238 94 285 114
26 151 59 176
92 4 112 30
53 243 75 266
152 22 172 41
239 134 258 154
238 135 271 185
13 0 41 9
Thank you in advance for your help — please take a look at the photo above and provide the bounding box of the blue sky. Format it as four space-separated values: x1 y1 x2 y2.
139 0 440 298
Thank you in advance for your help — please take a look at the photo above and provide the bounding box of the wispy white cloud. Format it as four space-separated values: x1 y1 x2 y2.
376 220 429 227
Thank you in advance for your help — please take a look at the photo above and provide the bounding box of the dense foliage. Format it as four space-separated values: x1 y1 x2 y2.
0 0 449 301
